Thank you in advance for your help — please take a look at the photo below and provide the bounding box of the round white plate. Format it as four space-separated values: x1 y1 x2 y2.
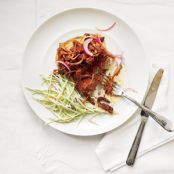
22 8 148 136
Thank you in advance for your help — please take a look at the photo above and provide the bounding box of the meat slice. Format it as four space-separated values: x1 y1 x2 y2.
97 97 113 113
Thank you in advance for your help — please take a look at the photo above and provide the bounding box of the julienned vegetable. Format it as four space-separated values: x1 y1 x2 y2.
28 74 106 123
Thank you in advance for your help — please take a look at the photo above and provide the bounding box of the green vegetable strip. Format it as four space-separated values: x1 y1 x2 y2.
28 74 106 123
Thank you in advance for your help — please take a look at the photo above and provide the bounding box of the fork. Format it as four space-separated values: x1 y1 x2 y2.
103 76 174 132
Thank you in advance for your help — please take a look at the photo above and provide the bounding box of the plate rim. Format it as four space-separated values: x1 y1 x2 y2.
22 7 149 136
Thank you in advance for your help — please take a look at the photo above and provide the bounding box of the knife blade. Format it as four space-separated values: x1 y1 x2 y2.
126 69 164 166
140 68 164 121
144 68 164 108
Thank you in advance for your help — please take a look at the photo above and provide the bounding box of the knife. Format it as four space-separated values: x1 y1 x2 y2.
126 69 164 166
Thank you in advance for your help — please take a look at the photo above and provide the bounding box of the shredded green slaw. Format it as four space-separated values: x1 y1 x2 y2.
27 74 106 123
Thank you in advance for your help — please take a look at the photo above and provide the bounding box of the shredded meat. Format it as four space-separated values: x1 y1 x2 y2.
53 33 122 113
105 64 122 95
97 97 113 114
104 76 113 95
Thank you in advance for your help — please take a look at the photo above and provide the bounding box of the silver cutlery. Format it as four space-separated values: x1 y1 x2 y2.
126 69 163 166
104 71 174 132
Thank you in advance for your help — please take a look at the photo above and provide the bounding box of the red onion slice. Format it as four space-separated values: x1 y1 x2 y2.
96 22 116 32
68 58 83 66
95 35 102 44
56 60 70 71
103 47 116 59
83 38 93 56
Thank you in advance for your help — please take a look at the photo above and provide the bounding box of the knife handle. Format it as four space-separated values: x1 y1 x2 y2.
141 106 174 132
126 113 146 166
123 95 174 132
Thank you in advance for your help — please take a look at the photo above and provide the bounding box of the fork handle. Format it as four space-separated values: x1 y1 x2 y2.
123 95 174 132
126 115 146 166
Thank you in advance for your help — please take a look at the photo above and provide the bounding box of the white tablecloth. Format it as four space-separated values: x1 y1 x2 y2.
1 0 174 173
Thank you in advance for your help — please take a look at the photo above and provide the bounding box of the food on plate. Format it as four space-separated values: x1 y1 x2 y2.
29 33 123 123
28 74 105 123
54 33 122 112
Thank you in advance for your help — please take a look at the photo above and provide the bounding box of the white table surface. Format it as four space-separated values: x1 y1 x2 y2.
1 0 174 173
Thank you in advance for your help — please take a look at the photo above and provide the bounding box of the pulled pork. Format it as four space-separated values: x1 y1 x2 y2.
53 33 122 113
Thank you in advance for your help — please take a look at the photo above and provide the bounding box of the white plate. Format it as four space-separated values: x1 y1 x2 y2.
22 8 148 136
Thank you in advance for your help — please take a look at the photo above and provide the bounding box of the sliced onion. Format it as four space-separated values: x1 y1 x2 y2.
83 38 93 56
96 22 116 32
104 48 125 65
84 36 94 40
103 47 116 59
71 54 80 60
56 60 70 71
68 58 83 66
95 35 102 44
95 36 120 62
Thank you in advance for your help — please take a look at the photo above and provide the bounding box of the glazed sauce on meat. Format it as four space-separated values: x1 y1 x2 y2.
53 33 122 113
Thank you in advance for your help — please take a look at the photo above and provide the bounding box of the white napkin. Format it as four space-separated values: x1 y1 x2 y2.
96 63 174 172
